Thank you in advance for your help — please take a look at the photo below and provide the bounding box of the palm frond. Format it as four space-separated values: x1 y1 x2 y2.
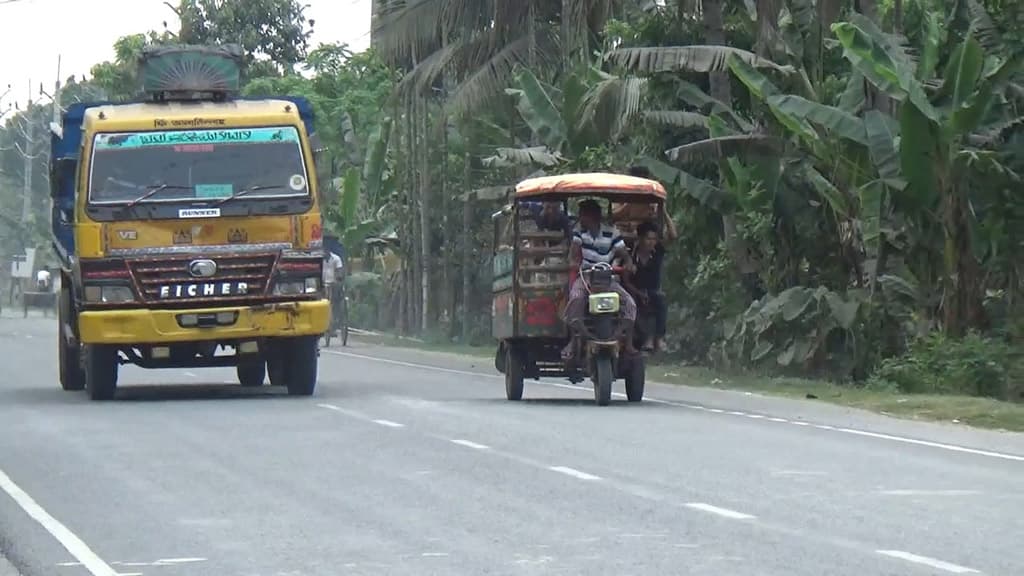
643 110 711 129
608 45 794 75
483 146 565 168
447 27 559 118
578 72 648 141
392 36 461 99
966 0 1004 53
373 0 482 65
665 134 784 163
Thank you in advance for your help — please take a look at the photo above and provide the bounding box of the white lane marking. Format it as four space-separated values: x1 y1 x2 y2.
154 557 207 565
837 427 1024 462
421 552 449 557
770 469 827 477
876 550 979 573
878 489 981 496
450 439 490 450
373 419 405 428
324 350 1024 463
683 502 756 520
317 403 374 421
0 468 118 576
183 371 198 378
549 466 601 481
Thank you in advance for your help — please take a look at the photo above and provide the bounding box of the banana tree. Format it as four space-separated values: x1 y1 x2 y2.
831 8 1023 334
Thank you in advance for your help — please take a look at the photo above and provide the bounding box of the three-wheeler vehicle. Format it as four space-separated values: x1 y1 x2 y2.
491 172 668 405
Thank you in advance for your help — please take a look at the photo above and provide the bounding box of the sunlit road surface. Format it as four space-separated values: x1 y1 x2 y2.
0 316 1022 576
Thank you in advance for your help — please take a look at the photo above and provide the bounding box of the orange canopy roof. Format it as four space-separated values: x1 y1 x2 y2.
514 172 667 200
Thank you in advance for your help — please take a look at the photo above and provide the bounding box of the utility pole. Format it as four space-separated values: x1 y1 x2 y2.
21 80 32 224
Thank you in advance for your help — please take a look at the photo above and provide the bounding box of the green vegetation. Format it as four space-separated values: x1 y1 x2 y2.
2 0 1023 422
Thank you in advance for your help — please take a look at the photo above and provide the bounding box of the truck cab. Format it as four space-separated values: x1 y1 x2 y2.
50 45 330 400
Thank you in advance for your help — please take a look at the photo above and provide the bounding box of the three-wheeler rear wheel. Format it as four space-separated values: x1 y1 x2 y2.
504 343 524 401
624 355 645 402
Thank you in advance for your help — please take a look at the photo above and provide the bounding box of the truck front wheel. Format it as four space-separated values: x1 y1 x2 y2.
236 360 266 387
84 344 119 401
58 287 84 391
266 337 318 396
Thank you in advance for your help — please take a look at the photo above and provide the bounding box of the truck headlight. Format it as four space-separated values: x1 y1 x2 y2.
588 292 620 314
84 285 135 303
273 277 319 295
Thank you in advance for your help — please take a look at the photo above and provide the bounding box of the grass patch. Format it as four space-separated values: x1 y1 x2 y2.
647 364 1024 432
348 330 493 359
348 332 1024 432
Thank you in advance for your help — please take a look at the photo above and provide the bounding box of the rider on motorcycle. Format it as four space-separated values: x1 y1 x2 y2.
562 199 637 360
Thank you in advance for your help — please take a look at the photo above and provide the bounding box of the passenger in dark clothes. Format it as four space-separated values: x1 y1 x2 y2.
623 221 668 352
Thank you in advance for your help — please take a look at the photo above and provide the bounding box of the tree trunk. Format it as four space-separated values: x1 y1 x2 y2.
405 94 420 333
418 97 432 333
942 184 987 335
461 131 474 344
703 0 758 278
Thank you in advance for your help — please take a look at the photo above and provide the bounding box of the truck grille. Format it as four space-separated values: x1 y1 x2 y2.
128 253 277 303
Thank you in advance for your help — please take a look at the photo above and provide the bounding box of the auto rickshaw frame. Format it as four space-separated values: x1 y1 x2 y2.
491 172 668 402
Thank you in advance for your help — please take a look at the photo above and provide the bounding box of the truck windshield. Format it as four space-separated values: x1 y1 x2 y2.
88 126 309 204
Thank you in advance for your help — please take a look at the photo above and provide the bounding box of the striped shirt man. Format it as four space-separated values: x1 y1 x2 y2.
573 222 626 266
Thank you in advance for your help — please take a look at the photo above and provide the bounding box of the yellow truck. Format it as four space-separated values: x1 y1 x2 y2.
49 45 329 400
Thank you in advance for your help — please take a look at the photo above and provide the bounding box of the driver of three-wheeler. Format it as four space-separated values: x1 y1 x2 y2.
562 199 638 361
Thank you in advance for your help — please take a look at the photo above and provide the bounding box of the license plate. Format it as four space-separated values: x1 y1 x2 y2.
159 282 250 298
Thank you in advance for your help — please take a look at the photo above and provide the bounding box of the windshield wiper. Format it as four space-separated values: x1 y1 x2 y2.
122 184 194 208
212 185 289 206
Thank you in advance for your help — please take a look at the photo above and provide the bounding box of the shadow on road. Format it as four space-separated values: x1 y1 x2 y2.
4 383 293 404
462 396 660 408
115 384 289 402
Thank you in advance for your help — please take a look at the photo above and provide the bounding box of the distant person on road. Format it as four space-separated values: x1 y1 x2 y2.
323 250 345 291
36 269 51 292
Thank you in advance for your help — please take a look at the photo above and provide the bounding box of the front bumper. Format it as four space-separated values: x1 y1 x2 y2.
77 300 330 345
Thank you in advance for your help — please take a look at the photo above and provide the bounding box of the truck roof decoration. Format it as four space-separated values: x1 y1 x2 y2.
139 44 243 100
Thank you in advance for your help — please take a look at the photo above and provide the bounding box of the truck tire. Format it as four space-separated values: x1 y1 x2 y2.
266 337 318 396
285 336 318 396
236 360 266 387
84 344 119 401
58 287 85 391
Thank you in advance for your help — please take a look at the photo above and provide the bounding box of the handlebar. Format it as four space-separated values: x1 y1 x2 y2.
580 262 626 275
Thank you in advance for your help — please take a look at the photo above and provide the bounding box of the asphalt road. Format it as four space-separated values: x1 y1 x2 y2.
1 316 1022 576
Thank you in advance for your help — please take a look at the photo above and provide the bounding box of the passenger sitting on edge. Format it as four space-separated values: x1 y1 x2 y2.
562 199 637 360
623 221 668 352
